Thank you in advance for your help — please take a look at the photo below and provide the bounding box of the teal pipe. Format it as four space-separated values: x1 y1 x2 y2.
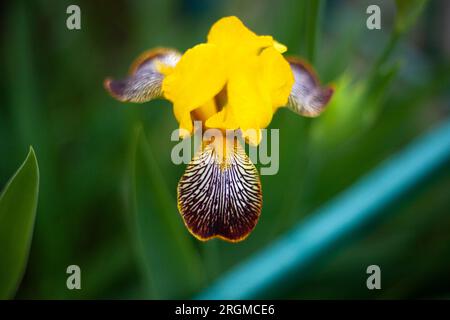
198 119 450 299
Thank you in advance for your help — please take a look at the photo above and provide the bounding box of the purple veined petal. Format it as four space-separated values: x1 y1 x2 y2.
286 57 334 117
177 136 262 242
104 48 181 103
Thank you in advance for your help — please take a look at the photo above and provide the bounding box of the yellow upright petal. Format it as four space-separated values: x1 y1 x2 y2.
227 56 273 131
163 43 226 133
207 16 273 55
259 47 295 110
204 49 293 143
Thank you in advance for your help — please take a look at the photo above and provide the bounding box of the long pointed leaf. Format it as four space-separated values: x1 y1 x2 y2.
0 147 39 299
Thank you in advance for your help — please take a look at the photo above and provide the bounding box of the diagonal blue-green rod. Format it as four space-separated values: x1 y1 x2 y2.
197 118 450 299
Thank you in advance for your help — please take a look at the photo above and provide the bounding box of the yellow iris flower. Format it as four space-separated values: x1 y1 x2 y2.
105 16 333 242
162 16 294 145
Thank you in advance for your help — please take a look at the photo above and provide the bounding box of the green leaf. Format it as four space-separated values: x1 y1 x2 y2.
0 147 39 299
129 127 205 299
304 0 324 64
282 0 324 62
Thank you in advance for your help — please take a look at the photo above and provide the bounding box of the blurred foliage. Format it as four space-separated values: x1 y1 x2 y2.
130 127 205 298
0 0 449 299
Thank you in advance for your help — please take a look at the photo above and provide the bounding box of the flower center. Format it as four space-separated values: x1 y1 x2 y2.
190 84 228 125
214 85 228 112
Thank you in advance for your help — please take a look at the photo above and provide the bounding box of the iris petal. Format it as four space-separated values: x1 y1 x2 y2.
104 48 181 103
286 57 334 117
259 47 295 110
163 43 227 134
225 56 272 134
207 16 273 54
177 136 262 242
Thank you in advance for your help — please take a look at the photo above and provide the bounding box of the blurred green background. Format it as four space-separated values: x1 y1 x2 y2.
0 0 449 299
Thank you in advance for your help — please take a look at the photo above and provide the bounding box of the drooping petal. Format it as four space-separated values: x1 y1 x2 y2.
177 137 262 242
286 57 334 117
104 48 181 103
163 43 227 134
